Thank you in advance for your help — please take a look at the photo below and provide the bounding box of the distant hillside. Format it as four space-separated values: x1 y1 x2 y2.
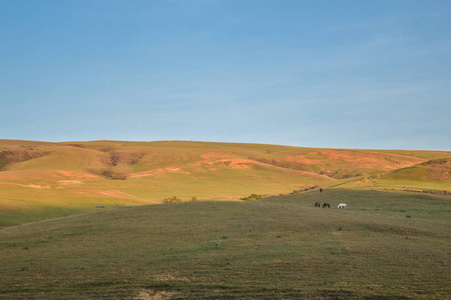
383 158 450 181
0 139 450 225
362 158 451 191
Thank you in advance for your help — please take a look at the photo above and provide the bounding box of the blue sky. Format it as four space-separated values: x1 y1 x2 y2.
1 0 450 150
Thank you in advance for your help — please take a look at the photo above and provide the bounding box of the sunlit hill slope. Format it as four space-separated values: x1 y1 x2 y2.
0 139 450 225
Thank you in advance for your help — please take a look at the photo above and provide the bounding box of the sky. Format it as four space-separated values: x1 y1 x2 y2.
1 0 450 150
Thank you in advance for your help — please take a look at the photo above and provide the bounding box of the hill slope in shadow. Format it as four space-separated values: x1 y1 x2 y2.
0 189 449 299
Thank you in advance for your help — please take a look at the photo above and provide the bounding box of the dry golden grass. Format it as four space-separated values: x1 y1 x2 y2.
0 140 450 226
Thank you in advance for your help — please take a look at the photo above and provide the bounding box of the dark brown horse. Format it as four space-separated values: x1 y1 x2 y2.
322 203 330 208
314 202 321 207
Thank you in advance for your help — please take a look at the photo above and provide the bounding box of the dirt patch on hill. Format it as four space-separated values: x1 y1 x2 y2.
73 189 130 198
251 156 309 171
165 167 191 174
192 153 255 171
130 167 191 178
129 169 164 178
72 189 158 204
134 289 178 300
58 180 83 185
17 184 52 189
56 170 98 179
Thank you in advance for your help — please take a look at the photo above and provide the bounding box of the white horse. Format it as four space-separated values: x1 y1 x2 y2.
337 203 346 209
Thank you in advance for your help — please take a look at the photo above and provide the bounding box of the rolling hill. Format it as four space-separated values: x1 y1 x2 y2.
1 140 450 299
0 139 450 226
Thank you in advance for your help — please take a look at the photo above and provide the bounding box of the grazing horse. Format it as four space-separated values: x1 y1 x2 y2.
314 202 321 207
322 203 330 208
337 203 346 209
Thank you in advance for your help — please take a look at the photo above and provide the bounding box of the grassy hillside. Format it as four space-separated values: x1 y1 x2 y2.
0 189 449 299
1 139 450 226
339 158 451 192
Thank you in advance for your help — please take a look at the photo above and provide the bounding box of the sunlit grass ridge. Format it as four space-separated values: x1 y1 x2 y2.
0 139 449 226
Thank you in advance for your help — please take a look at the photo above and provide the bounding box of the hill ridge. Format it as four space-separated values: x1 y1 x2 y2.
0 139 450 225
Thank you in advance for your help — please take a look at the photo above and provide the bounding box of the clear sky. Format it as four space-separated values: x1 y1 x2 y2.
1 0 450 150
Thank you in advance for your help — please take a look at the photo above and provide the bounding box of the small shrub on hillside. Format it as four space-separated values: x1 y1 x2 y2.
241 194 264 201
0 149 49 171
101 169 127 180
0 160 11 170
164 196 182 203
301 185 318 192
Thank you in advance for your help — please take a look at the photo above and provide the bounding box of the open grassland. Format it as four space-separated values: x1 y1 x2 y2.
1 140 450 226
0 189 449 299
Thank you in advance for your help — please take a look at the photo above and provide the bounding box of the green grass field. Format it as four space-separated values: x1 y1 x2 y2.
0 189 449 299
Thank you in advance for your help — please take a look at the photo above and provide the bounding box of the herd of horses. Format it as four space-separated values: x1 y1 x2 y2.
315 188 346 208
314 202 346 209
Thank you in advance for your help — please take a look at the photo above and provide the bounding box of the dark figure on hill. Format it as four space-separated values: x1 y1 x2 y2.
322 203 330 208
320 188 323 193
314 202 321 207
